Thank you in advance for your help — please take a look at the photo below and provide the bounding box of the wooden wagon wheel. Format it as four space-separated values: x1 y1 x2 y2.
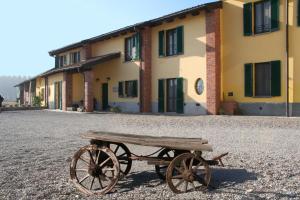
108 142 132 177
166 153 211 194
155 149 189 180
70 145 120 195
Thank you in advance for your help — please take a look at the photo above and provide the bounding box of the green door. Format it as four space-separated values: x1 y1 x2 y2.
102 83 109 110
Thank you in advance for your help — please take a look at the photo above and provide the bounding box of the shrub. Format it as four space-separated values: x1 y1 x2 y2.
110 106 122 113
32 96 42 107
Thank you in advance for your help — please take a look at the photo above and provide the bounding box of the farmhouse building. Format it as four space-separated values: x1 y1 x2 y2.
16 0 300 116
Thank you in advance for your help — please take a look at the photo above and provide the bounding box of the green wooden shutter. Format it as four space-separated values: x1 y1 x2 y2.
243 3 253 36
159 31 165 57
55 56 59 68
271 0 279 31
135 33 141 60
118 82 123 97
53 82 56 109
176 26 184 54
271 60 281 96
244 63 253 97
298 0 300 26
132 80 138 97
176 78 184 114
158 79 164 113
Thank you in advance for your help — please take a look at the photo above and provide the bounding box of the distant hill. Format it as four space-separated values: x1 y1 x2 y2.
0 76 30 101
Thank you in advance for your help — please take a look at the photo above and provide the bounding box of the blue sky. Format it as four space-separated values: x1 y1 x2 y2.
0 0 214 76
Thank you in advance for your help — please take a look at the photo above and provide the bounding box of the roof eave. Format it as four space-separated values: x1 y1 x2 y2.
48 1 222 56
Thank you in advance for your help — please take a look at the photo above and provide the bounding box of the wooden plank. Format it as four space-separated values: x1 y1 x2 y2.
81 131 213 152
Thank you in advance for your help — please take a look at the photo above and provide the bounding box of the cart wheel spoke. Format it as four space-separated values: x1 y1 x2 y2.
79 157 90 165
99 157 111 167
114 145 120 154
70 145 120 195
76 168 88 172
98 176 103 189
171 175 183 179
95 151 101 164
175 167 183 173
191 182 196 191
182 159 188 170
166 153 211 194
189 158 194 170
184 181 188 192
109 143 132 177
90 177 95 190
174 179 185 187
79 174 90 184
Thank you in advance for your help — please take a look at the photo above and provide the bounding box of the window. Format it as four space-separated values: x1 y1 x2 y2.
159 26 183 57
255 62 271 96
243 0 279 36
70 51 80 64
244 61 281 97
166 28 177 56
125 33 140 61
254 0 271 34
58 55 67 67
118 80 138 97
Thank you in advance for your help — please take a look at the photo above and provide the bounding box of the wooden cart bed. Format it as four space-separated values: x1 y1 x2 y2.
81 131 213 152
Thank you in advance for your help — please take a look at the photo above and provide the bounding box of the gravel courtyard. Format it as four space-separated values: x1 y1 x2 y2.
0 110 299 200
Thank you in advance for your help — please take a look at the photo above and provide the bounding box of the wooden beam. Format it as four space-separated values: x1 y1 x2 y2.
81 131 212 151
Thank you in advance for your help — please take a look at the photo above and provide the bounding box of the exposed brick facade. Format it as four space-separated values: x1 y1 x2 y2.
205 9 221 115
62 72 73 111
84 70 94 112
44 77 49 108
81 43 92 61
140 27 152 113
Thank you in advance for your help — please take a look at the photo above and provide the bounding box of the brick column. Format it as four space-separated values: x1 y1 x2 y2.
140 26 152 113
84 70 94 112
62 72 73 111
19 85 24 105
81 43 92 61
206 9 221 115
44 77 49 108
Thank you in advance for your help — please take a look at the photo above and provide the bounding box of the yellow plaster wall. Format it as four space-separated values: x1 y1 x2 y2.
47 73 63 104
289 0 300 102
151 13 207 104
221 0 287 103
72 73 84 103
35 77 46 106
90 34 140 104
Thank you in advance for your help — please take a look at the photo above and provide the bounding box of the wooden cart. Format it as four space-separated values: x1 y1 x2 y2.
70 131 228 195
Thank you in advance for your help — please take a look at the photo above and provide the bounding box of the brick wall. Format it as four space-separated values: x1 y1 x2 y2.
140 26 152 113
81 43 92 61
84 70 94 112
206 9 221 115
62 72 73 111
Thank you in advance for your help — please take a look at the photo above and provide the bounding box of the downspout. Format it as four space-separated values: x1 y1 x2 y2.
285 0 290 117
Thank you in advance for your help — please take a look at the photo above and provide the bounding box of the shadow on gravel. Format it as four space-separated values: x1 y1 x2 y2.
210 168 257 188
116 171 163 193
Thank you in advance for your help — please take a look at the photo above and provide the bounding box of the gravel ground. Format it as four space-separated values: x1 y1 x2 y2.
0 110 299 200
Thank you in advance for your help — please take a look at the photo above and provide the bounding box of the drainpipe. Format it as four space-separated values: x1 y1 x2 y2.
285 0 290 117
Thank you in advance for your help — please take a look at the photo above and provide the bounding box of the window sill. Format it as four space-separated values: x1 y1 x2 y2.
123 59 140 63
119 96 138 99
252 96 273 98
159 53 184 58
246 28 279 37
